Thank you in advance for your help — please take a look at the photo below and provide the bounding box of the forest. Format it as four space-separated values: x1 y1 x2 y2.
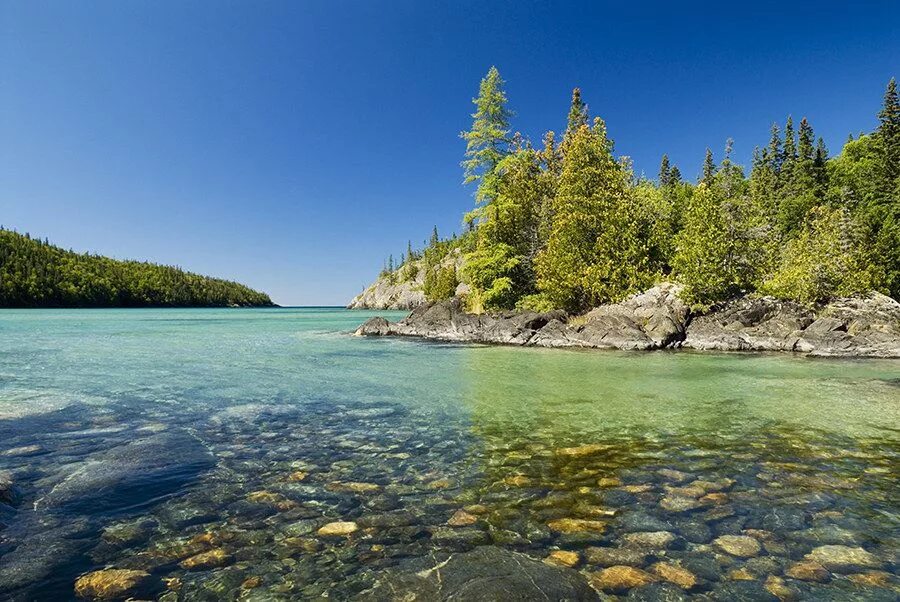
387 70 899 313
0 229 273 308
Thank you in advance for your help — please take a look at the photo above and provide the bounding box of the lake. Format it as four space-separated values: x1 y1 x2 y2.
0 308 897 600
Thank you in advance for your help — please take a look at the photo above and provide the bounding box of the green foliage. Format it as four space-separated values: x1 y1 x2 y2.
674 154 773 309
515 293 555 312
423 264 458 302
388 74 900 314
536 119 653 311
0 229 272 308
760 206 875 304
460 243 523 310
460 66 513 209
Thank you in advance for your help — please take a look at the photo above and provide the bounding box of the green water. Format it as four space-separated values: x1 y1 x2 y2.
0 308 897 600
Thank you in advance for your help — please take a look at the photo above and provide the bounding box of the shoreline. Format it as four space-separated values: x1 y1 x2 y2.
354 284 900 359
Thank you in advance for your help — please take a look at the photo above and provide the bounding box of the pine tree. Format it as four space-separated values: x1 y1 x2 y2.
877 77 900 193
669 166 682 184
565 88 589 139
536 118 648 310
460 66 513 206
767 123 783 174
702 148 715 185
659 154 671 187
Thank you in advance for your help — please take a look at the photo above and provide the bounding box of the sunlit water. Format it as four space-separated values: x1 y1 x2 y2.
0 308 897 600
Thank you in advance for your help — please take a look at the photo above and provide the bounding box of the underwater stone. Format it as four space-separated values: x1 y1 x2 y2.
589 565 657 593
74 569 155 600
713 535 762 557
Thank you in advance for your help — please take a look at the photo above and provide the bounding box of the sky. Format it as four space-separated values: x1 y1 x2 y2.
1 2 898 305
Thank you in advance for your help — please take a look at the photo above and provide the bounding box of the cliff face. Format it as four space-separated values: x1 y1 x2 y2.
346 262 427 310
347 250 467 310
355 283 900 358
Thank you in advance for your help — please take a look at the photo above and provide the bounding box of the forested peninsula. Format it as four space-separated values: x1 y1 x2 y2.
353 70 900 357
0 229 273 308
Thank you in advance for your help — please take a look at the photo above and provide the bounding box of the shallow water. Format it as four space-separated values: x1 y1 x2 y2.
0 308 897 600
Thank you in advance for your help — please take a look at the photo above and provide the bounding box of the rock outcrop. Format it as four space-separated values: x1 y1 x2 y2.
355 284 900 358
685 292 900 357
358 546 599 601
347 250 466 310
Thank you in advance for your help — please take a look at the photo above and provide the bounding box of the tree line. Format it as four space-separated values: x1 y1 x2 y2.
0 229 273 308
394 69 899 312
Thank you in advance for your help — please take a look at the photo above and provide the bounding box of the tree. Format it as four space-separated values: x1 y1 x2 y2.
460 66 513 208
536 118 648 310
761 205 875 304
565 88 589 138
674 150 770 309
876 77 900 193
659 154 671 187
701 148 715 185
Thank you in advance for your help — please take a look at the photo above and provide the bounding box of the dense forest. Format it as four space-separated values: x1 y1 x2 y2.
0 229 273 308
385 70 899 312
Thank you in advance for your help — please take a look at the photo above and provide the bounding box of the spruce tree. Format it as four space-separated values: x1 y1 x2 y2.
877 77 900 192
565 88 589 139
669 166 682 184
659 154 671 187
460 67 513 205
702 148 715 185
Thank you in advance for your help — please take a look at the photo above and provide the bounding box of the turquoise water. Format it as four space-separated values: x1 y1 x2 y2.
0 308 897 600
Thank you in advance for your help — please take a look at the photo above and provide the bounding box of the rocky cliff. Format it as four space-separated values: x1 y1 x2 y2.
355 283 900 358
347 250 466 310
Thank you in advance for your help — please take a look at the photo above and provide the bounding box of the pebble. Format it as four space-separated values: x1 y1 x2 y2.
650 562 698 589
584 546 649 567
74 569 153 600
546 518 607 534
589 565 657 593
622 530 676 549
545 550 580 568
179 548 232 571
713 534 762 557
446 510 478 527
785 560 830 582
660 496 704 512
556 443 609 457
316 521 359 537
803 545 882 572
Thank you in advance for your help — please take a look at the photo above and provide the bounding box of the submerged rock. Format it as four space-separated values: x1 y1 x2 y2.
359 546 599 601
713 535 761 557
74 569 155 600
803 545 883 572
35 431 214 512
589 565 657 593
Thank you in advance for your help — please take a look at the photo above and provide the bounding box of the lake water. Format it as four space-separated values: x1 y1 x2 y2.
0 308 897 600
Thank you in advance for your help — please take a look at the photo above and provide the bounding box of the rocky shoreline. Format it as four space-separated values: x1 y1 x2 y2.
354 283 900 358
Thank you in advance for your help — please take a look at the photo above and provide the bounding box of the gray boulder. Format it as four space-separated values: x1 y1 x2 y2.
35 431 214 512
356 284 900 358
683 296 813 352
358 546 599 601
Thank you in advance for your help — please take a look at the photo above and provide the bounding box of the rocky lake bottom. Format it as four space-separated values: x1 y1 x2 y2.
0 308 897 601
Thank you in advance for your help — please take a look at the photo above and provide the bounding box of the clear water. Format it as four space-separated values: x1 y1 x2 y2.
0 308 897 600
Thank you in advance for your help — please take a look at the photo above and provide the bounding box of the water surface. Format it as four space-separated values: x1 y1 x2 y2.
0 308 897 600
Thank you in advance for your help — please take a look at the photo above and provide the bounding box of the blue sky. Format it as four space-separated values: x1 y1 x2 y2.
1 1 898 305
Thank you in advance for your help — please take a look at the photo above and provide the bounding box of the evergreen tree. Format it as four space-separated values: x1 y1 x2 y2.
659 154 671 187
460 66 513 207
701 148 715 185
876 77 900 193
536 118 648 310
565 88 589 139
669 166 682 184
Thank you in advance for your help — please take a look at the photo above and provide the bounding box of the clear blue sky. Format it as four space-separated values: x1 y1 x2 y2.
1 1 898 305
